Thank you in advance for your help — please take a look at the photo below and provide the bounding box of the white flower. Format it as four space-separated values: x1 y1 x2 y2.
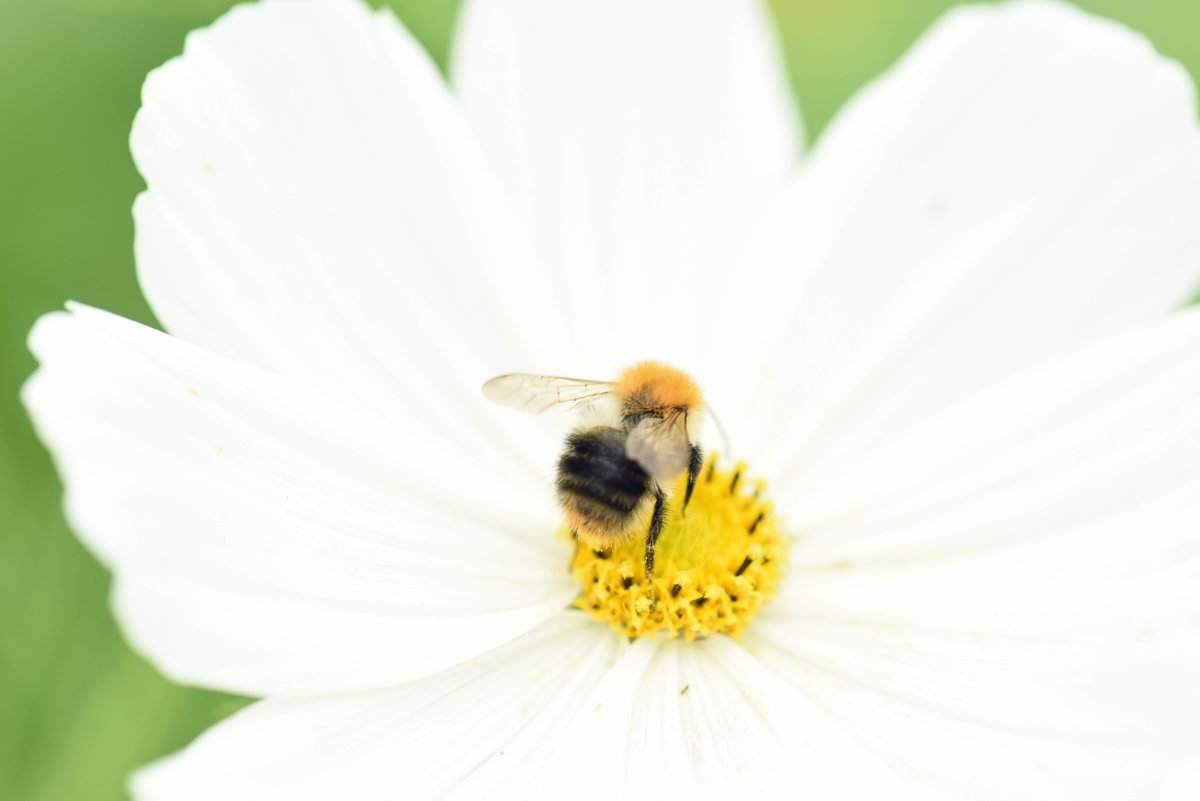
22 0 1200 797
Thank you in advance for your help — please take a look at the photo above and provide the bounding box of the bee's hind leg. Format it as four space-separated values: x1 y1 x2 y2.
644 485 667 583
682 444 703 513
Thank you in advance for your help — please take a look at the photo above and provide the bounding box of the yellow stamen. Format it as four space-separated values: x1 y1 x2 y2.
567 456 788 640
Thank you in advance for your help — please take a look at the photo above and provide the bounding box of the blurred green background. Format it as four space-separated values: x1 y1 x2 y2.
2 0 1199 798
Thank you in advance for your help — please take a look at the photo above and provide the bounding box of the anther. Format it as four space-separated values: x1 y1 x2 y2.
566 455 786 640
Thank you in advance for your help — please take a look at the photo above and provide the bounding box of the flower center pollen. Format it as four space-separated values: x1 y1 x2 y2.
568 456 787 640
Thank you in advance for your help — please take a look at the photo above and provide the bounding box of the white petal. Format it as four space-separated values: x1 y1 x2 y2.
23 306 575 696
786 306 1200 569
748 571 1200 798
132 0 563 458
719 0 1200 478
747 309 1200 797
536 636 913 799
131 613 625 801
451 0 801 371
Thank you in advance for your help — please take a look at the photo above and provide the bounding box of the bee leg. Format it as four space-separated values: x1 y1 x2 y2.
644 485 667 583
682 444 703 514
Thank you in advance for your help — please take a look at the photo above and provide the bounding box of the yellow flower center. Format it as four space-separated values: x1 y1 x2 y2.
567 456 787 640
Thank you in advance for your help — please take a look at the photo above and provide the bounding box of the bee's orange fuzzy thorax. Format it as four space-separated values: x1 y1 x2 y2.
614 361 703 412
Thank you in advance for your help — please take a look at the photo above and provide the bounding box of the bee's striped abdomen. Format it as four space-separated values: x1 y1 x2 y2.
556 426 650 543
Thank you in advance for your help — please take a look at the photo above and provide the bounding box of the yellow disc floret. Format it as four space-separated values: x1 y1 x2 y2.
568 456 787 640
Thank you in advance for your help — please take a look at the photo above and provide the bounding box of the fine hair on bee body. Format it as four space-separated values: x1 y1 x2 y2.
482 361 705 582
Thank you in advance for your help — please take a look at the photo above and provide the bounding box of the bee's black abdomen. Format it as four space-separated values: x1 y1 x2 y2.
557 427 650 536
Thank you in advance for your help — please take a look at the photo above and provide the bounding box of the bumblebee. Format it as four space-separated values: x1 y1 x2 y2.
482 361 704 580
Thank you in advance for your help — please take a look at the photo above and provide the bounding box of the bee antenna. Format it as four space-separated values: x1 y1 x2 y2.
707 405 733 457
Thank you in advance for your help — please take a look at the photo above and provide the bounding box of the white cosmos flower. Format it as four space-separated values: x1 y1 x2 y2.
22 0 1200 797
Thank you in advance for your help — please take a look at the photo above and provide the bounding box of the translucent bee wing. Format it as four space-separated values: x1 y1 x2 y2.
481 373 615 414
625 412 691 482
